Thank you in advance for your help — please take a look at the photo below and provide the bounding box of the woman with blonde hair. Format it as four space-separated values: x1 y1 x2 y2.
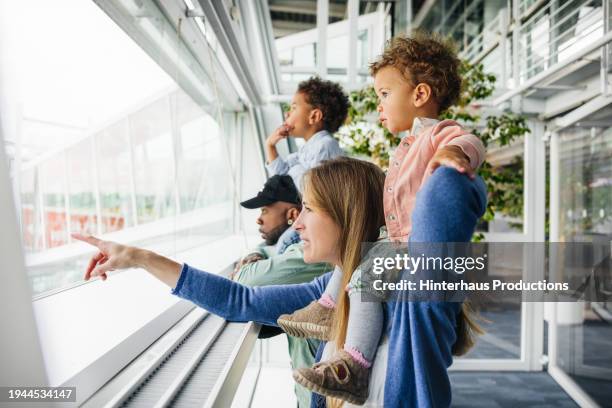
75 157 487 407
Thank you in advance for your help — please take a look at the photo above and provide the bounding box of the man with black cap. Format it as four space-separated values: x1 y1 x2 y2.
237 174 301 262
233 175 329 285
233 175 331 408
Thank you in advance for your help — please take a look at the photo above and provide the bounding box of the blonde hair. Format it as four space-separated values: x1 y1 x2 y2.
304 157 385 408
452 301 485 356
304 157 385 351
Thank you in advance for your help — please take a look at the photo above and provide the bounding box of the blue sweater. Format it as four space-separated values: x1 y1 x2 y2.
172 167 487 407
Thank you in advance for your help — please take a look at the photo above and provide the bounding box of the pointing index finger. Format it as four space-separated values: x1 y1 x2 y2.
72 233 103 248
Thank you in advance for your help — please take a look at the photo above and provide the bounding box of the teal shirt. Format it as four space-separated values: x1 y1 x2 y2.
235 242 331 408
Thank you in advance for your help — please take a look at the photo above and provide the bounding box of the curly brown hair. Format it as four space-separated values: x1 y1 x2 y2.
297 77 349 133
369 32 462 112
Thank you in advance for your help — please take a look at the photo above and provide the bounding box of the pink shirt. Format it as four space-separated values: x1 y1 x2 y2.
383 118 485 242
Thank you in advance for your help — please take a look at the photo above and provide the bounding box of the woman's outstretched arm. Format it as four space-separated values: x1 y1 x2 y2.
173 263 330 326
72 233 330 326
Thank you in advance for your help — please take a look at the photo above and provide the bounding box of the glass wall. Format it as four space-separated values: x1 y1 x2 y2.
17 88 242 296
272 0 388 86
2 0 253 296
553 126 612 406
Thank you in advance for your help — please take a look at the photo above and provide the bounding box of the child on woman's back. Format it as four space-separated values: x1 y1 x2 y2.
278 32 486 405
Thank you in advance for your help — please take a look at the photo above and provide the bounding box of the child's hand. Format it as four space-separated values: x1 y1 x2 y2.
427 145 475 179
266 123 294 146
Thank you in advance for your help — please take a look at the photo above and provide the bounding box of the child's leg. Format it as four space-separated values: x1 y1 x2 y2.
344 290 383 367
318 265 343 308
291 270 382 405
277 266 341 340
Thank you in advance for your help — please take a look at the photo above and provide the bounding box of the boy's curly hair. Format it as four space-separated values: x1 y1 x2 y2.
369 32 462 112
297 77 349 133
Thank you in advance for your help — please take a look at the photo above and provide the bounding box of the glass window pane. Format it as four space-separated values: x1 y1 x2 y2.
40 155 68 248
327 35 348 69
174 91 224 212
95 120 134 233
559 127 612 238
66 140 97 236
3 0 243 299
293 43 316 67
130 98 176 224
554 126 612 407
20 168 43 252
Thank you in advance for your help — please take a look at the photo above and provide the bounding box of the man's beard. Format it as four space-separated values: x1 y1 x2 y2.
261 223 289 246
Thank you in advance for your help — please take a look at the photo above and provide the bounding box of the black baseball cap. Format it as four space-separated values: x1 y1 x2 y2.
240 175 301 209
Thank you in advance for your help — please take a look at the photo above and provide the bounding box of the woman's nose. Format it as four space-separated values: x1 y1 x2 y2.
293 211 305 231
284 111 290 120
376 104 383 113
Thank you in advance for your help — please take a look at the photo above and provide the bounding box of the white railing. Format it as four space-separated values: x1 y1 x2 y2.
455 0 606 95
518 0 603 82
460 9 503 63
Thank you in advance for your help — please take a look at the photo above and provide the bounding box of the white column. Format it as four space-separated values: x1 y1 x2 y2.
347 0 358 89
127 118 139 227
511 0 521 111
406 0 413 33
37 166 47 250
91 136 103 236
521 120 546 370
63 152 72 244
168 95 182 215
317 0 328 78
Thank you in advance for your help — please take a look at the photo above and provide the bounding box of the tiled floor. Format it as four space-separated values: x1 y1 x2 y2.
450 372 577 407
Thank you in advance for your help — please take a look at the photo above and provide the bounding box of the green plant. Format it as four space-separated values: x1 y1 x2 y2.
335 60 530 240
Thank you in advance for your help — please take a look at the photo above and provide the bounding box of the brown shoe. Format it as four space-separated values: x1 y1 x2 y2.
277 300 333 341
292 349 370 405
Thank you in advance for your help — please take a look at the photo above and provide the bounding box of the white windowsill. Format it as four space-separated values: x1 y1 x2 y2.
31 234 261 405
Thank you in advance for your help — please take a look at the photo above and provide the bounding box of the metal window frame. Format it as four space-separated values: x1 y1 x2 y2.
547 130 601 408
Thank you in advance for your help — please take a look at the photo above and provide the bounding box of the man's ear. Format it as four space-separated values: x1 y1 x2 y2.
287 207 300 223
413 83 433 108
309 108 323 126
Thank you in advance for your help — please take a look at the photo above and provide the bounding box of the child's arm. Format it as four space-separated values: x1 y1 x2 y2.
265 124 294 165
448 134 486 169
427 134 485 179
265 124 302 179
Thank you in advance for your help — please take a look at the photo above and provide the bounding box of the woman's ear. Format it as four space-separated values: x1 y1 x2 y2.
413 83 433 108
309 108 323 126
287 207 300 224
